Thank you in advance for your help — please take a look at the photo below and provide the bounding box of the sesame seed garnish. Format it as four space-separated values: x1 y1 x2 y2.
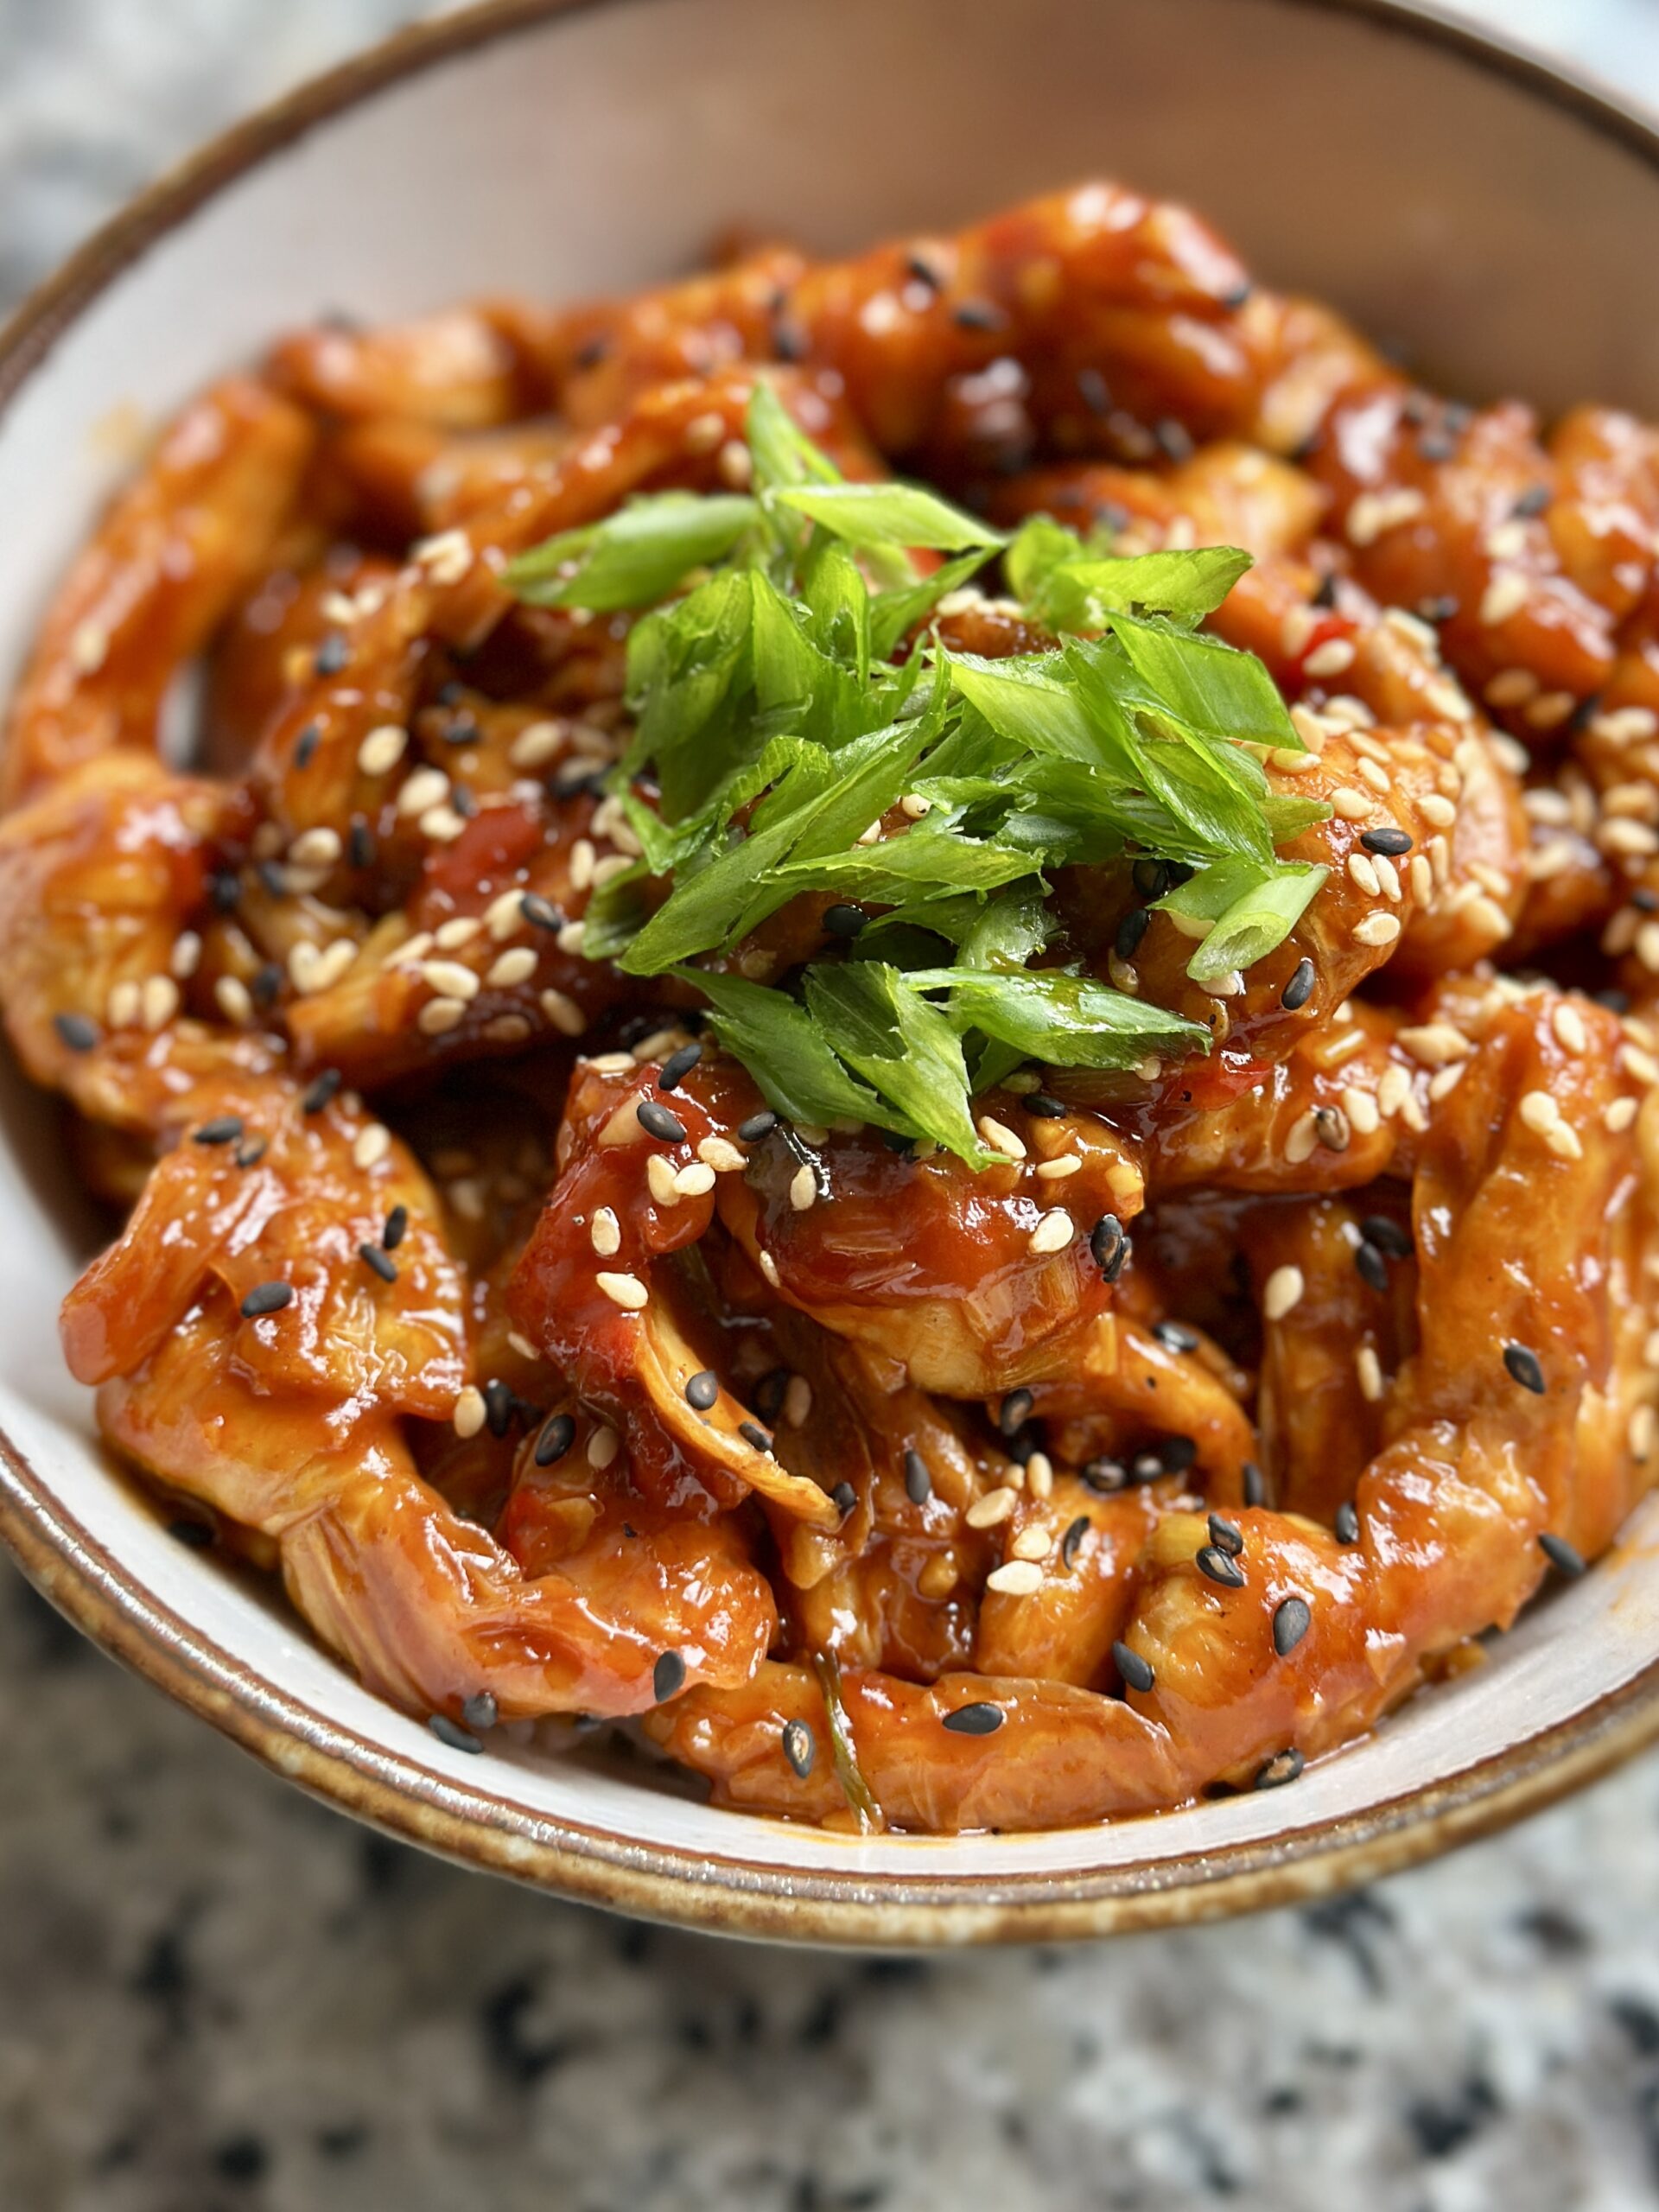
452 1385 486 1440
534 1412 575 1465
1362 1214 1413 1259
358 1242 397 1284
588 1208 621 1257
588 1425 620 1470
987 1560 1044 1596
193 1115 245 1146
302 1069 341 1115
999 1388 1033 1437
357 724 408 776
239 1281 293 1319
942 1700 1004 1734
788 1162 817 1212
1060 1516 1090 1569
1254 1748 1305 1789
1356 1346 1384 1402
782 1719 817 1778
427 1713 483 1755
1113 1640 1154 1693
381 1205 408 1251
1272 1596 1312 1656
656 1041 702 1091
1243 1462 1268 1508
1329 787 1372 821
1352 912 1402 948
1027 1208 1074 1255
684 1370 719 1412
977 1115 1027 1161
903 1449 931 1503
966 1488 1016 1529
1360 825 1413 856
1155 1320 1200 1354
1207 1512 1243 1557
1479 571 1529 627
652 1651 686 1703
1280 957 1317 1012
1090 1213 1128 1281
830 1480 856 1516
1503 1343 1546 1395
1334 1501 1360 1544
1262 1263 1305 1321
737 1110 778 1142
539 988 585 1036
1354 1241 1389 1294
54 1010 99 1052
1304 637 1356 679
485 947 537 990
1538 1532 1586 1578
1196 1543 1245 1588
636 1098 687 1144
738 1420 772 1455
353 1124 390 1172
1605 1097 1640 1134
596 1271 649 1311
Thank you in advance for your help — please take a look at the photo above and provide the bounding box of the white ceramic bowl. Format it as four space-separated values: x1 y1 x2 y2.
5 0 1659 1946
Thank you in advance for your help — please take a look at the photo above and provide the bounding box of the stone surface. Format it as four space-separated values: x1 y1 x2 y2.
3 3 1659 2207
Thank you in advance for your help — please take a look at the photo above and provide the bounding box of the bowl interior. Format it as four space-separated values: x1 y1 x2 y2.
4 0 1659 1922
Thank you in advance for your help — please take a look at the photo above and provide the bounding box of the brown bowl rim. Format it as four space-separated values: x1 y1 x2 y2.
3 0 1659 1945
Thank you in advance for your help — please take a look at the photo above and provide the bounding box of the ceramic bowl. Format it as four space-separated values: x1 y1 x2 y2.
5 0 1659 1947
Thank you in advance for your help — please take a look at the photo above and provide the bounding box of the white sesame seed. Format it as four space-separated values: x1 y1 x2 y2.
1035 1154 1083 1180
70 620 108 674
717 437 753 488
683 410 726 455
758 1250 782 1288
1464 894 1512 942
1397 1022 1473 1067
977 1116 1027 1161
397 766 450 817
590 1207 621 1256
1284 1111 1319 1166
1409 854 1434 901
353 1124 391 1171
1551 1001 1588 1056
1304 637 1356 680
452 1386 486 1440
596 1269 649 1311
1591 706 1659 744
784 1376 812 1428
1605 1096 1640 1132
486 946 537 990
1485 667 1538 709
1356 1346 1384 1402
417 996 467 1036
986 1560 1044 1597
588 1425 619 1470
1330 787 1372 821
508 720 564 771
1420 792 1457 829
788 1163 817 1212
215 976 254 1026
1010 1524 1051 1562
1262 1264 1305 1321
1479 570 1529 627
1343 1085 1382 1135
539 987 586 1036
289 826 341 868
140 975 179 1032
1356 758 1392 796
1545 1121 1584 1161
418 804 467 843
357 724 408 777
435 917 481 950
1346 852 1381 897
1484 518 1529 563
966 1489 1016 1529
568 838 596 893
1025 1452 1055 1498
413 527 472 585
421 959 480 1002
1518 1090 1560 1134
1027 1209 1074 1255
484 1013 532 1044
107 980 140 1029
169 931 201 981
646 1154 681 1205
698 1136 747 1173
1427 1064 1464 1103
1602 819 1659 858
1377 1064 1411 1118
1632 1405 1656 1462
1371 854 1402 902
1525 690 1576 731
484 888 526 941
899 792 931 819
1352 912 1402 948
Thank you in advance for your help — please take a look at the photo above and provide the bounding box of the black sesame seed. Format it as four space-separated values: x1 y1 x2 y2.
234 1137 267 1168
302 1069 341 1114
483 1379 515 1439
782 1719 817 1778
428 1713 483 1754
1359 825 1413 856
251 962 283 1007
952 298 1005 332
450 784 477 819
1417 594 1460 624
1254 1747 1304 1789
1354 1240 1390 1295
880 1129 913 1157
1196 1543 1246 1589
359 1242 397 1284
1077 365 1111 416
54 1012 99 1052
1273 1595 1313 1656
315 634 351 677
1313 1105 1350 1154
771 318 807 364
903 1449 931 1504
1061 1516 1090 1569
209 870 241 912
461 1691 497 1732
1207 1512 1244 1557
1503 1343 1546 1395
239 1281 293 1319
1281 957 1316 1012
830 1481 857 1517
1090 1214 1128 1283
738 1421 773 1455
1154 416 1195 463
534 1412 575 1466
657 1042 702 1091
521 893 563 932
1594 988 1631 1014
685 1370 719 1412
1113 1640 1155 1694
941 1700 1003 1735
168 1518 214 1549
1154 1320 1200 1354
257 861 288 899
382 1205 409 1250
1361 1214 1414 1260
347 819 376 869
1025 1094 1069 1122
1220 279 1253 310
1160 1434 1198 1476
1312 570 1339 610
1512 484 1552 518
1243 1460 1268 1508
1131 857 1169 900
574 334 610 371
823 903 868 938
293 723 321 769
737 1110 778 1143
1083 1455 1128 1493
753 1368 790 1422
652 1650 686 1702
999 1388 1034 1439
193 1115 244 1146
1114 906 1151 961
1334 1500 1361 1545
636 1099 686 1144
905 251 942 291
1539 1531 1586 1578
442 718 481 748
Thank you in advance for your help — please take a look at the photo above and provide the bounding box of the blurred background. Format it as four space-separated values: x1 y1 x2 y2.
3 3 1659 2208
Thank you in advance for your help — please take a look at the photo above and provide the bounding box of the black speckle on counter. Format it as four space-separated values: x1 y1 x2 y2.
213 2133 270 2183
1302 1890 1396 1996
1405 2073 1500 2159
1611 1995 1659 2057
479 1973 575 2088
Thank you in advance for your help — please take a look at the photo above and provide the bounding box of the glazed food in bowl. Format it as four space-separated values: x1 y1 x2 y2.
8 150 1659 1840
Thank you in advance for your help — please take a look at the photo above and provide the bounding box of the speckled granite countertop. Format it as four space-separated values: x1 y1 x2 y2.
5 4 1659 2207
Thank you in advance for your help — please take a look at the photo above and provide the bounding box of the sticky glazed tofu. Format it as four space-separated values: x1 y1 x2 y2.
9 178 1659 1833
